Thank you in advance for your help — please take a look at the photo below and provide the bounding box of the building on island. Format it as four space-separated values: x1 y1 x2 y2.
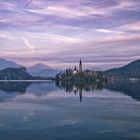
79 59 82 72
55 59 106 82
73 66 78 74
73 59 82 74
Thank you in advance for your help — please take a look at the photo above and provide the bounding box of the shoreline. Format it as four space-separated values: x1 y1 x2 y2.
0 80 53 82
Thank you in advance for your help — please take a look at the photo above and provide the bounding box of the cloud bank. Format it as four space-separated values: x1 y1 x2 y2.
0 0 140 69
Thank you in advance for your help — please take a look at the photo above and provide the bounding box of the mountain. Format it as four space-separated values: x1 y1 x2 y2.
0 58 60 78
0 58 19 70
104 60 140 79
27 63 51 72
27 63 61 77
0 68 32 80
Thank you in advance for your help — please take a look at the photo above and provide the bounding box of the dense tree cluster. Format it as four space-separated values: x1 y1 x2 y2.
105 60 140 79
0 67 32 80
55 68 106 82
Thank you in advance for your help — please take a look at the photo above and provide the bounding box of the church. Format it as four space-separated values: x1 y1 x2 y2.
55 59 105 82
73 59 82 74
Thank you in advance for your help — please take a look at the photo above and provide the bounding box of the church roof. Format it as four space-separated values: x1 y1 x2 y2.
74 66 78 71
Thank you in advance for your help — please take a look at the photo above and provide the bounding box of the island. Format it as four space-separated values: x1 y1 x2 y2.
55 60 106 82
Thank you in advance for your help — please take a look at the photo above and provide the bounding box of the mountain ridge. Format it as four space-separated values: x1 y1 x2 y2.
0 58 60 77
0 58 20 70
27 63 51 72
104 59 140 79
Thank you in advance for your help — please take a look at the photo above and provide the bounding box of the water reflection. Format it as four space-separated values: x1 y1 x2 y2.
0 81 140 140
105 80 140 101
55 81 104 102
0 82 31 94
0 80 140 102
55 80 140 102
0 81 58 103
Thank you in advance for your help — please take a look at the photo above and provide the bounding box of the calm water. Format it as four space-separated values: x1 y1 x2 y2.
0 81 140 140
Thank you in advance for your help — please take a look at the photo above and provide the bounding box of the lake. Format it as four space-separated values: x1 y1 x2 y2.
0 81 140 140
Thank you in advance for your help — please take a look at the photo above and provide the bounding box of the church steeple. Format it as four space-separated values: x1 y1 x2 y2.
79 59 82 72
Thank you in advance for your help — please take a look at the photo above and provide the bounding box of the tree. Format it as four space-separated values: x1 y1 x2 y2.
19 66 27 72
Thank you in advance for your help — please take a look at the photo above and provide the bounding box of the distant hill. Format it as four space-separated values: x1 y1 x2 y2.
27 63 51 72
104 60 140 79
0 58 61 78
0 58 19 70
0 68 32 80
27 63 61 77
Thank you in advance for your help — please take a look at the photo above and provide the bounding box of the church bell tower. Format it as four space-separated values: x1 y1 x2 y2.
79 59 82 72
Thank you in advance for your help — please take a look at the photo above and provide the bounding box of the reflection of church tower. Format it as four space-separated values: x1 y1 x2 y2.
79 89 82 102
79 59 82 72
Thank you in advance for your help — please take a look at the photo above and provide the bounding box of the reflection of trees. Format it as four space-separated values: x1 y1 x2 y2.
56 80 140 102
105 81 140 101
56 81 104 92
0 82 31 94
55 81 104 102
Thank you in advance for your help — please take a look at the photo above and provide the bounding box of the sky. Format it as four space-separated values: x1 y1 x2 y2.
0 0 140 70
